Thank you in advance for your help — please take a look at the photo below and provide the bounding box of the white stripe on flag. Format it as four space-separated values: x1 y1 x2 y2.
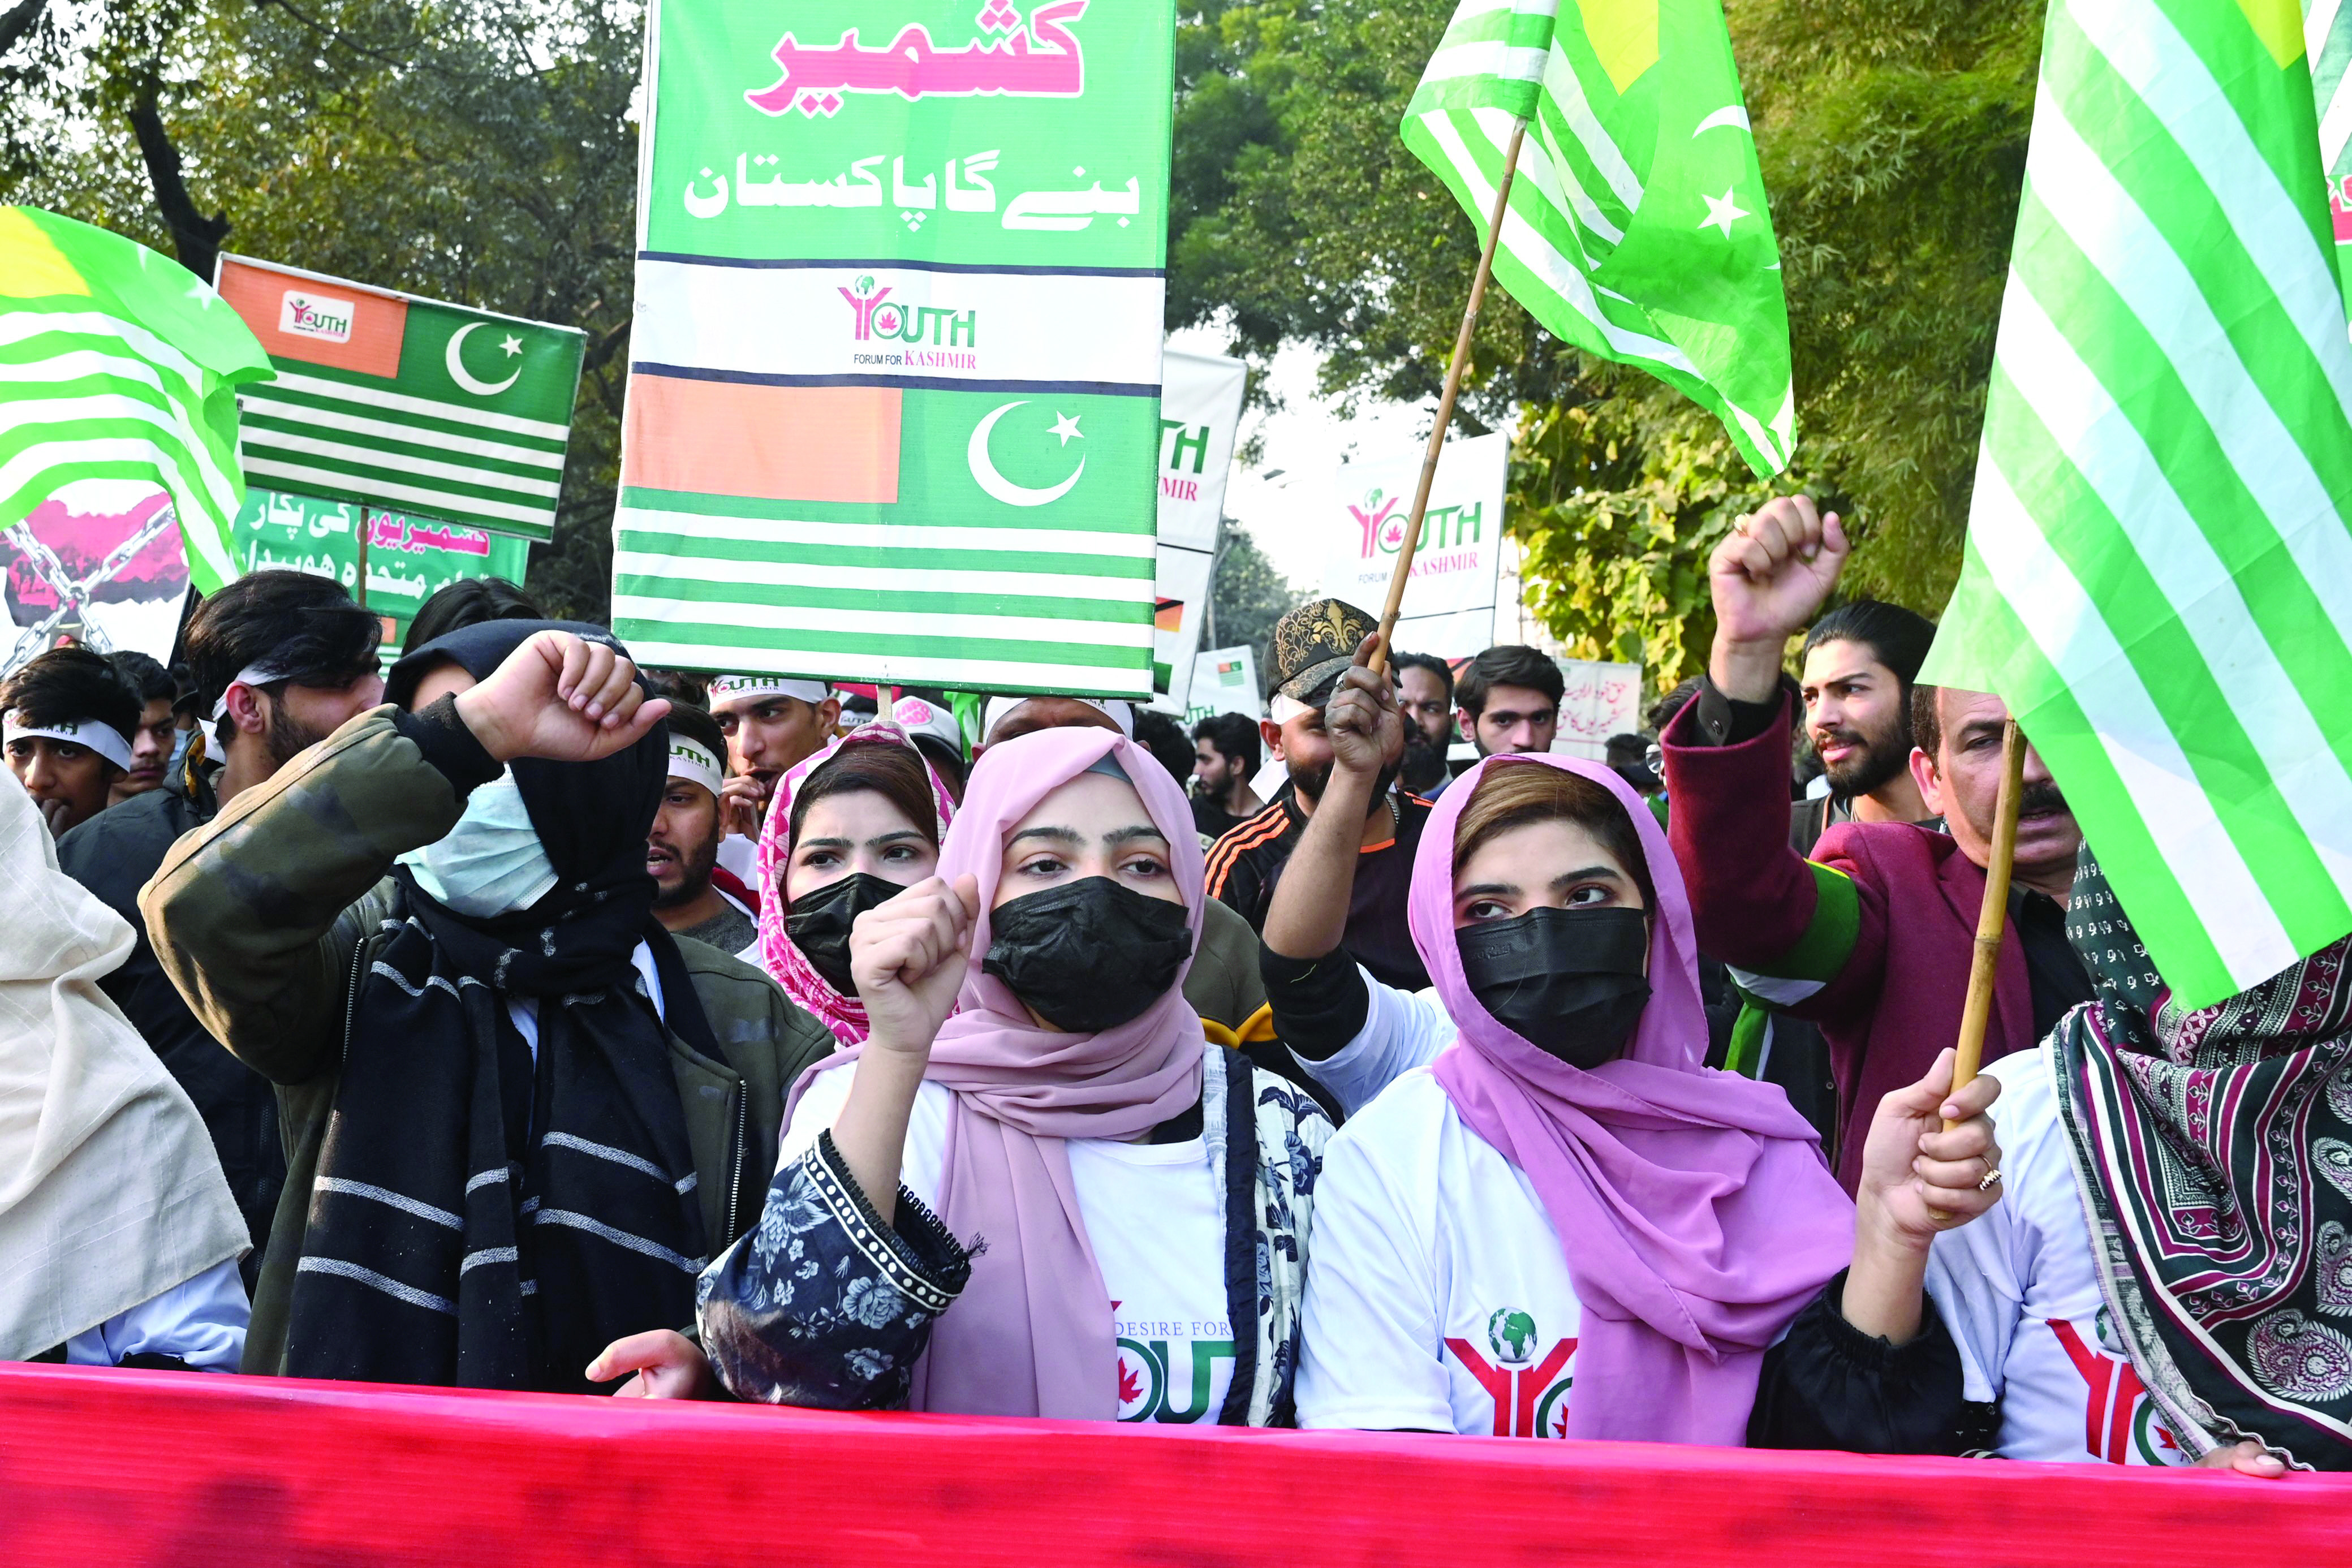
2320 72 2352 171
240 394 567 472
1517 117 1623 245
240 424 563 499
240 458 554 527
2309 0 2345 61
0 434 227 570
1967 455 2295 987
0 311 206 394
1442 0 1558 20
611 591 1151 649
1429 110 1698 372
2068 0 2352 415
2026 102 2352 638
614 631 1147 695
1 386 240 510
1992 281 2352 901
615 507 1156 559
612 552 1152 610
261 369 571 443
1538 44 1643 208
1422 40 1550 84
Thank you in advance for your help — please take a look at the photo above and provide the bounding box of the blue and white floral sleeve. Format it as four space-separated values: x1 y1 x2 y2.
697 1130 972 1408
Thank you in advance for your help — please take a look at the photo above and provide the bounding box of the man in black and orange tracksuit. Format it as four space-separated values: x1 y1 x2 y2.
1206 598 1431 994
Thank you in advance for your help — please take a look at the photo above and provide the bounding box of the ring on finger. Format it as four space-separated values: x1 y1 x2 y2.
1978 1165 2004 1192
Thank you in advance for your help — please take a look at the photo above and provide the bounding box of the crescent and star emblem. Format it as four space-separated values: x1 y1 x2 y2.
445 321 523 397
966 399 1084 507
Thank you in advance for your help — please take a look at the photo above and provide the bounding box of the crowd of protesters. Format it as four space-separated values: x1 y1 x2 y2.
0 490 2326 1475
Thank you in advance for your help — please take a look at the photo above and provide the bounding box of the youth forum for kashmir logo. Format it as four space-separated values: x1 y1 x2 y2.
1444 1306 1575 1438
839 273 979 352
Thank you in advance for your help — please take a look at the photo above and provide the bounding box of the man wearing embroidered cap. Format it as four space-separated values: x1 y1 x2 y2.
1 647 142 837
708 674 839 886
54 570 384 1281
1204 598 1432 994
648 703 759 960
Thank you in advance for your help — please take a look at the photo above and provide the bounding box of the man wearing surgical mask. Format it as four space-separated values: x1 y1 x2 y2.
143 621 836 1392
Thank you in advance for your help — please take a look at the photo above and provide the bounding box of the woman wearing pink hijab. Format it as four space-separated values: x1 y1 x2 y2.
688 725 1329 1423
1261 639 1979 1444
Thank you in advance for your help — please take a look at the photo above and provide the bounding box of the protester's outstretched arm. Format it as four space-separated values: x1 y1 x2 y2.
694 874 980 1408
1261 632 1401 962
144 630 667 1085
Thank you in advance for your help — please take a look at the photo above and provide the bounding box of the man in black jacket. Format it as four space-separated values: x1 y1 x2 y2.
56 571 384 1281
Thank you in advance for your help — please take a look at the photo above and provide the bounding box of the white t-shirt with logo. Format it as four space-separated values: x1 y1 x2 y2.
788 1063 1235 1424
1298 1065 1582 1437
1923 1045 2192 1466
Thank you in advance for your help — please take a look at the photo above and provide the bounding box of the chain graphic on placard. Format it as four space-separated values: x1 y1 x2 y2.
3 503 180 670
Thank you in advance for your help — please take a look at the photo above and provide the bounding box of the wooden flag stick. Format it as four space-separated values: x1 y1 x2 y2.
1369 118 1528 677
1945 718 2027 1130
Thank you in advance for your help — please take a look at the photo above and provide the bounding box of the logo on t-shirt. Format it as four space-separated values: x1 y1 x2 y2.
2048 1312 2182 1465
1117 1315 1235 1424
1446 1307 1576 1438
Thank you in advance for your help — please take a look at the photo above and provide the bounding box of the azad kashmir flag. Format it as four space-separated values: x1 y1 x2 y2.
214 256 585 542
0 208 272 595
1921 0 2352 1010
1401 0 1794 476
617 0 1174 695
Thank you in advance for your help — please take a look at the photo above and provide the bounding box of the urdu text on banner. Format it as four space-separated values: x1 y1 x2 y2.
615 0 1177 697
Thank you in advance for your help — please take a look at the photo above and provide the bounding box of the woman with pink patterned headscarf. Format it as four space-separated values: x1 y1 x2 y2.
753 721 958 1046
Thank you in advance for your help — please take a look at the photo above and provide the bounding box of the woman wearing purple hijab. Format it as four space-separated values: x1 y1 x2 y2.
1264 639 1980 1444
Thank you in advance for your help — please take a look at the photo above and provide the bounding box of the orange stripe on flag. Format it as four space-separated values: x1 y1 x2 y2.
215 257 406 378
1154 598 1184 632
622 376 900 503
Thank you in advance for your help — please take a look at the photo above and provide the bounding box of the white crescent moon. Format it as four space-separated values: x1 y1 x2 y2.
1692 106 1752 137
966 399 1083 507
445 321 522 397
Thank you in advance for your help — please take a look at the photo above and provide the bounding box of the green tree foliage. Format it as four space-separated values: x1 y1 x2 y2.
1206 521 1304 695
2 0 640 622
1170 0 2042 685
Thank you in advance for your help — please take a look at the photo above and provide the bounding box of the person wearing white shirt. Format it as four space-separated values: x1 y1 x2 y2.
1261 635 1856 1444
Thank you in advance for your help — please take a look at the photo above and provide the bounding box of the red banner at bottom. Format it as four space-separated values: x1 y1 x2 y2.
1 1362 2339 1566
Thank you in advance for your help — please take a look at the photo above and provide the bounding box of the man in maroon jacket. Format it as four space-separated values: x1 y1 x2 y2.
1662 495 2095 1190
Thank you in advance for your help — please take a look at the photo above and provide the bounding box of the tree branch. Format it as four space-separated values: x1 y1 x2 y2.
129 85 231 281
0 0 47 58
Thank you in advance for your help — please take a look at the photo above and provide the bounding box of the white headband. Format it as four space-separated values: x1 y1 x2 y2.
208 659 305 721
708 674 830 704
666 735 725 798
981 694 1135 741
3 712 134 772
1268 693 1313 725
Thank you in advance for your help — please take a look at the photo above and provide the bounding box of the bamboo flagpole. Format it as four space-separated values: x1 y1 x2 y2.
1944 718 2027 1130
1368 118 1528 676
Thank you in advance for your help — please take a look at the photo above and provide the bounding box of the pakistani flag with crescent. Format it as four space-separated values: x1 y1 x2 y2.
213 255 585 544
1402 0 1794 476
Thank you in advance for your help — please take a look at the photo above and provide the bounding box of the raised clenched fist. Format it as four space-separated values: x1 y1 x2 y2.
1707 496 1851 704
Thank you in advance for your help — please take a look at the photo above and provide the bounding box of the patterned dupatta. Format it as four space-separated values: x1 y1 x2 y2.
2052 851 2352 1469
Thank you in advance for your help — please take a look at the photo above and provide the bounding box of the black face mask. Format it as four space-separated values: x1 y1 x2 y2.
1456 906 1652 1069
785 872 906 995
984 877 1192 1032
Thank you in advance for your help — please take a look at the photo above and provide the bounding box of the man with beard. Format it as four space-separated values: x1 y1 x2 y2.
1661 496 2094 1190
1453 644 1562 759
1391 651 1457 798
1793 599 1935 840
1206 598 1432 993
1189 710 1264 840
56 570 384 1279
647 702 757 959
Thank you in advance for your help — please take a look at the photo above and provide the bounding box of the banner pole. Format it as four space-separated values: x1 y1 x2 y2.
356 511 370 611
1945 718 2026 1127
1369 117 1527 677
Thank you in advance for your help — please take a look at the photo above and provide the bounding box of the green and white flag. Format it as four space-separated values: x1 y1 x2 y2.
0 208 272 594
1400 0 1794 476
615 0 1174 695
1921 0 2352 1010
214 255 584 543
2308 0 2352 314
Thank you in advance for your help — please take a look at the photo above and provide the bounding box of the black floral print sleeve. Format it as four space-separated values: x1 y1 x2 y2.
697 1130 973 1408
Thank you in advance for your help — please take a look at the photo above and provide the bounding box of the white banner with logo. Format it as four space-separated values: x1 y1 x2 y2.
1184 643 1260 723
1320 431 1506 661
1151 347 1248 714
